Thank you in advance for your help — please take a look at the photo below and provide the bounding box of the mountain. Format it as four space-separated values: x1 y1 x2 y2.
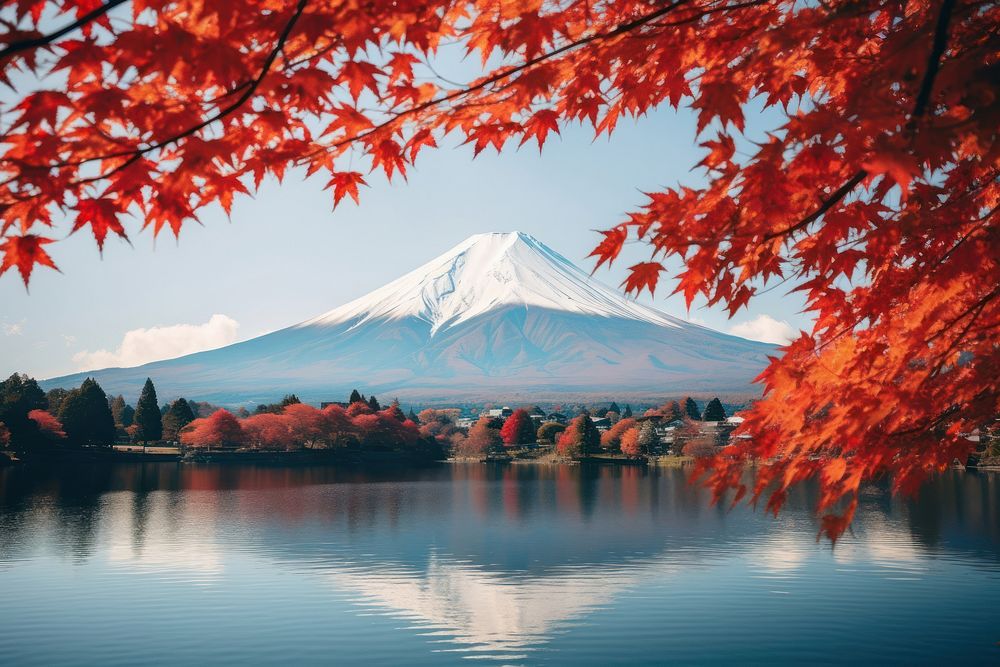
44 232 773 405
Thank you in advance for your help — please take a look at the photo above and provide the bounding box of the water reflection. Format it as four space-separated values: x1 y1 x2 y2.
1 463 999 664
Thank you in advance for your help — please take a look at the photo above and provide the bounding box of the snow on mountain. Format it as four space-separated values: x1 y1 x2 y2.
302 231 681 334
44 232 774 405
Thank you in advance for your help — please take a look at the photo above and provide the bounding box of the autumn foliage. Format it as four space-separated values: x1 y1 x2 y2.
180 409 244 448
600 417 636 450
557 413 600 458
179 403 422 450
1 1 997 536
454 415 502 457
27 409 66 440
499 408 535 446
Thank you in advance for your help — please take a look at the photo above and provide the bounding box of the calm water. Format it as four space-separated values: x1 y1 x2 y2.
1 463 998 665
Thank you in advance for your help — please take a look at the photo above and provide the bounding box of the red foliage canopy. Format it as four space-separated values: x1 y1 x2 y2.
180 409 244 448
619 427 641 458
242 412 294 450
600 417 636 450
3 0 997 535
499 408 535 446
28 409 65 439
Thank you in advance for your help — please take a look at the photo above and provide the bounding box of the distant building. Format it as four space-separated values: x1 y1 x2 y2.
546 412 567 423
484 406 514 419
592 417 612 432
456 417 477 428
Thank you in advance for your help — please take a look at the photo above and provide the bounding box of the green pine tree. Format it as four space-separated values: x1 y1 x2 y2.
349 389 363 404
109 394 127 425
368 395 381 411
385 399 406 421
133 378 163 442
121 404 135 427
702 397 727 422
609 401 621 414
683 397 701 420
0 373 47 450
162 398 196 441
46 387 69 416
58 378 116 447
407 408 420 423
622 404 633 418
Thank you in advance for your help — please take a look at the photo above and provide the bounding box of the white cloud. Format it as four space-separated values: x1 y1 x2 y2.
3 319 25 336
728 314 797 345
62 334 77 347
73 314 239 370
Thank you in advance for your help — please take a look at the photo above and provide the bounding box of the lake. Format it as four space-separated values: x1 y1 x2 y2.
1 462 998 665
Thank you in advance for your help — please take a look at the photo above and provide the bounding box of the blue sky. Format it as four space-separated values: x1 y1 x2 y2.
1 102 809 380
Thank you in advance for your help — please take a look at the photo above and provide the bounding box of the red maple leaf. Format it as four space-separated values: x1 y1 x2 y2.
0 234 59 286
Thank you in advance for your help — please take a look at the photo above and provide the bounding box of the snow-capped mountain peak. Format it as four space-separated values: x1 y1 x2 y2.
301 231 681 335
45 231 773 403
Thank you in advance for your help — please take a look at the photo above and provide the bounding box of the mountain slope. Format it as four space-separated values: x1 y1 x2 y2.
44 232 774 404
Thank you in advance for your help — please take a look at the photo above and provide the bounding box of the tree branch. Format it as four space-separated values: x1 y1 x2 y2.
762 169 867 241
911 0 956 120
306 0 696 158
760 0 958 245
0 0 130 60
46 0 309 186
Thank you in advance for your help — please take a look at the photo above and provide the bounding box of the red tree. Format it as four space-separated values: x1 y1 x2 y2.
459 416 503 457
282 402 326 448
242 412 294 450
499 409 535 447
3 0 996 536
180 410 244 449
600 417 637 450
557 414 601 459
28 409 65 440
352 412 416 449
620 427 641 458
322 404 356 446
346 401 373 418
382 400 407 422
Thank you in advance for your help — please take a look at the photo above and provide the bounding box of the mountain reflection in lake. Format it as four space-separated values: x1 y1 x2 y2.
1 463 998 665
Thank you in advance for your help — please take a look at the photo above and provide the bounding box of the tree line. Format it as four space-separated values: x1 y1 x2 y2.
1 371 728 459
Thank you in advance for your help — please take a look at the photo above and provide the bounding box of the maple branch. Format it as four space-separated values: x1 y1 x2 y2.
760 0 958 247
762 169 867 241
928 298 990 378
650 0 768 28
911 0 956 120
886 392 988 439
925 285 1000 345
306 0 695 158
60 0 310 188
0 0 130 60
